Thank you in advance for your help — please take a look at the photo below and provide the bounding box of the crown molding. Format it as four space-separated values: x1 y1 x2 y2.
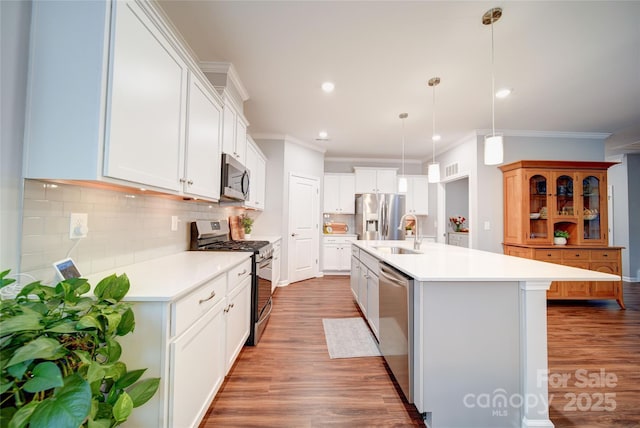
474 129 611 140
199 61 250 102
324 156 422 165
251 133 327 154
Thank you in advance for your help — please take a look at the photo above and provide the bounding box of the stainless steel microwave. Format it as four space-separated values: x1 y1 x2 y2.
221 154 250 201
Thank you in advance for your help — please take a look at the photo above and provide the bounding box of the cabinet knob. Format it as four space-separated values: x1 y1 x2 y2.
179 178 187 183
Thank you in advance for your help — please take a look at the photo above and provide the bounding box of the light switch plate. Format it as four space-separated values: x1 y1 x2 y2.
171 216 179 231
70 213 89 239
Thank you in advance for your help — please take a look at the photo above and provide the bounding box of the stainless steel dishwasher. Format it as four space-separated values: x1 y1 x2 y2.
378 262 414 403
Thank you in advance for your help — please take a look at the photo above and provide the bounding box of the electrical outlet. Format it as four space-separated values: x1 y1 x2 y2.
70 213 89 239
171 216 179 232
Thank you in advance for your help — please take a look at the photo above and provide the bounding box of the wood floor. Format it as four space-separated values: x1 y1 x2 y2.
200 278 640 427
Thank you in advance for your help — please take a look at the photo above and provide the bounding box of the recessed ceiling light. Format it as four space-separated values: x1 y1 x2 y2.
318 131 329 139
321 82 335 93
496 88 512 98
432 134 441 142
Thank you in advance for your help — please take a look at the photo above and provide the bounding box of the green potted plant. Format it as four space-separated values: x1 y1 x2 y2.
553 230 569 245
241 214 254 238
0 269 159 428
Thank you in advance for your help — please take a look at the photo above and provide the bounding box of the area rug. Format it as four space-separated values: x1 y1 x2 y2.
322 317 381 359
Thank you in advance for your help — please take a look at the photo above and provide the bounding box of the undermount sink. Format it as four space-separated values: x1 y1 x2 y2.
373 246 421 255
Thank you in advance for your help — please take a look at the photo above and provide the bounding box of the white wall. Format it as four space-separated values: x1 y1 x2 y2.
627 154 640 281
0 0 31 273
256 137 325 284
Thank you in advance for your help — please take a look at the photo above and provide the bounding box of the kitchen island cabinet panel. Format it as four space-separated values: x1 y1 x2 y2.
351 240 619 428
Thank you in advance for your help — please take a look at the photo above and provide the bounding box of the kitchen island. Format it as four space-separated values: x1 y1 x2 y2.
353 240 620 428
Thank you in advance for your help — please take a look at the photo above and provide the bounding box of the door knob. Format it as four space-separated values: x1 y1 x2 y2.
291 233 298 237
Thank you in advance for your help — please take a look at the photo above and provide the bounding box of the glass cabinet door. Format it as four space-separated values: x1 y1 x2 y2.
582 174 603 242
555 173 575 217
527 174 549 241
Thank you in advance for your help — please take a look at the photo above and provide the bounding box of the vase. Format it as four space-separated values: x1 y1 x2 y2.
553 237 567 245
244 233 252 239
454 225 462 232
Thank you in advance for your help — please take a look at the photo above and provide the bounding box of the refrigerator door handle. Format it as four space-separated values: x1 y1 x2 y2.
380 200 387 238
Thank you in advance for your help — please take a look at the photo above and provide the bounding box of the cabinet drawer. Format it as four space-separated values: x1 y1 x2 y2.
561 250 590 261
359 250 379 274
351 245 360 258
228 258 252 292
590 249 618 261
534 249 561 261
172 274 226 337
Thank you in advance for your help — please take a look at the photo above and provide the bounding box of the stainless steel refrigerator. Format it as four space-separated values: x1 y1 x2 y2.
355 193 406 240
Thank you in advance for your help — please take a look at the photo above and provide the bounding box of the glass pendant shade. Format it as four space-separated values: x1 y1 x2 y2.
428 162 440 183
397 176 408 193
484 134 504 165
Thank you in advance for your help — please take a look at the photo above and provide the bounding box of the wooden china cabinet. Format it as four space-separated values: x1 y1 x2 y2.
500 160 624 308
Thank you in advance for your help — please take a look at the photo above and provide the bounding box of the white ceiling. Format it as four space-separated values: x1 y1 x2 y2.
157 1 640 161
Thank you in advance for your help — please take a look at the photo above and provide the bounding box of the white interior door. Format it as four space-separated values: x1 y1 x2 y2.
288 173 319 283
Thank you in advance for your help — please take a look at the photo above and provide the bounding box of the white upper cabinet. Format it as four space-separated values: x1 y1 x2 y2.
104 0 187 191
221 99 248 166
400 175 429 215
183 74 223 200
244 137 266 210
23 0 223 201
354 168 397 194
323 174 355 213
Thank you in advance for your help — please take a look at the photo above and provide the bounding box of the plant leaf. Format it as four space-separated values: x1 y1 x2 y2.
114 369 145 390
103 312 122 336
77 314 102 331
94 274 129 302
45 319 78 334
87 419 111 428
6 361 31 380
22 362 64 393
7 400 39 428
112 391 133 422
86 362 106 396
104 362 127 381
0 311 42 337
7 337 65 367
127 377 160 408
116 308 135 336
29 374 91 428
0 379 14 395
0 269 16 288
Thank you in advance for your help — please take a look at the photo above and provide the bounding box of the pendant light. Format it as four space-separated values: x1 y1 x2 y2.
427 77 441 183
398 113 408 193
483 7 504 165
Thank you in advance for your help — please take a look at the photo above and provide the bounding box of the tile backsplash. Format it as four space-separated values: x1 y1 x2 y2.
20 179 244 284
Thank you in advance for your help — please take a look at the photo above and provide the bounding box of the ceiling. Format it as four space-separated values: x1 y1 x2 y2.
157 1 640 161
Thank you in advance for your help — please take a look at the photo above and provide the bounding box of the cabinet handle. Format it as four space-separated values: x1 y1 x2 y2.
603 254 608 257
224 305 230 313
179 178 187 183
198 290 216 304
187 180 194 185
237 269 247 276
230 303 235 309
575 254 580 257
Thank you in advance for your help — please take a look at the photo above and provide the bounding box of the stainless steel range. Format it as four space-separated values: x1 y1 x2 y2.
190 219 273 345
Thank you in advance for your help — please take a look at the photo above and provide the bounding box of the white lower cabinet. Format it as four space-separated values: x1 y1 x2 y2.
351 247 380 340
272 239 282 293
119 256 252 428
225 275 251 372
170 299 225 428
322 236 357 272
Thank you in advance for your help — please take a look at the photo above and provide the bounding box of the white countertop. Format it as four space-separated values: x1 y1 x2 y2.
85 252 251 302
354 240 621 282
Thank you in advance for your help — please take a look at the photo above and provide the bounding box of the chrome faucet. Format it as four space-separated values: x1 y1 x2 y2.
398 213 421 249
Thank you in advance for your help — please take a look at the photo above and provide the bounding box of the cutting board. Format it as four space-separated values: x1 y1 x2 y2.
229 216 245 240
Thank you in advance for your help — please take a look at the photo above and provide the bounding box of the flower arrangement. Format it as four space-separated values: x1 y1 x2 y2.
449 216 466 232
